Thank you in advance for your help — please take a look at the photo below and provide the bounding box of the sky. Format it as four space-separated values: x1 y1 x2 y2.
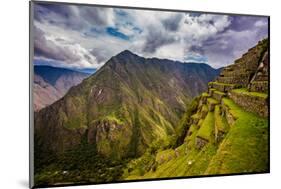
33 2 268 70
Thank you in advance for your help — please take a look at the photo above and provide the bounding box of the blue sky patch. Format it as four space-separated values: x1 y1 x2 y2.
106 27 130 40
184 54 208 63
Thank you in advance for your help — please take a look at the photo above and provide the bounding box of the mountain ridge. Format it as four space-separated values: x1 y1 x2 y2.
33 65 90 111
34 51 220 162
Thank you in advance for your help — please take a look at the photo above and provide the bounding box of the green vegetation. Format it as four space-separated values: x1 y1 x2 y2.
206 98 268 174
125 95 268 179
232 88 268 98
65 117 87 129
34 143 126 186
214 105 229 133
201 104 208 113
207 97 219 105
174 97 200 147
197 112 215 142
211 81 237 87
214 90 225 96
201 92 209 97
191 113 200 120
127 108 142 158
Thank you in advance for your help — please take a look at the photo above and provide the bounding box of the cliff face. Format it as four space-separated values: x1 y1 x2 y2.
125 38 269 179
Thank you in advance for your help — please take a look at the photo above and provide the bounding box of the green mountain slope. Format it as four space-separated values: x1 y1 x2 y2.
34 50 220 185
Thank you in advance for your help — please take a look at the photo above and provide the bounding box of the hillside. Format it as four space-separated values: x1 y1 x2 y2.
34 50 220 185
124 38 269 179
33 65 90 111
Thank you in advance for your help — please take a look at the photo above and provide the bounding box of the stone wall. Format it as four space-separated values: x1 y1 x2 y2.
249 81 268 93
229 91 268 117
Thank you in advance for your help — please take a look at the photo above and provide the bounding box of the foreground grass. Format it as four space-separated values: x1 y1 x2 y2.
124 97 268 179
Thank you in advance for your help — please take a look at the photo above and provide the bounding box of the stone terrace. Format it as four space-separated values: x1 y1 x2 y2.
189 38 269 150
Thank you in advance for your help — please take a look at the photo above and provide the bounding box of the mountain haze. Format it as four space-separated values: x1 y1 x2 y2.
33 65 90 111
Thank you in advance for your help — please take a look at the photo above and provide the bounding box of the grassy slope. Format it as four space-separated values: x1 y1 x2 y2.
206 98 268 174
124 97 268 179
197 112 215 142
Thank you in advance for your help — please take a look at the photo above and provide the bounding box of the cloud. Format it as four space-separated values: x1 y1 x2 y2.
142 26 177 53
33 25 99 69
161 13 183 31
34 3 114 30
34 26 79 62
33 2 268 69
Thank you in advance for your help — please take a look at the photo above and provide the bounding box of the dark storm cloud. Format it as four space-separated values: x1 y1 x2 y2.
189 45 205 55
33 26 80 62
229 16 264 31
34 3 113 31
90 49 109 63
142 27 176 53
162 14 183 31
79 7 113 26
184 16 268 67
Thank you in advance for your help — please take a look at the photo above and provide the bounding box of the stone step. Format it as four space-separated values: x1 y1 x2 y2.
223 64 238 72
212 90 227 102
208 88 216 96
190 113 200 125
228 88 268 117
201 92 210 104
221 98 238 126
200 104 208 120
209 82 241 92
214 105 229 143
249 81 268 93
216 75 250 86
196 111 215 149
207 97 219 112
220 69 254 77
254 74 268 81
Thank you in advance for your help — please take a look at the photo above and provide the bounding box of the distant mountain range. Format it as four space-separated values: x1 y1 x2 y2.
34 50 220 162
33 65 90 111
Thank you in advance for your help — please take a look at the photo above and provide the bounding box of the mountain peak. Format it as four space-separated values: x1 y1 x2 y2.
115 50 138 58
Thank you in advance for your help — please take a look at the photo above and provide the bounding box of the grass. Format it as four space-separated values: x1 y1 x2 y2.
211 81 237 87
155 149 176 163
232 88 268 99
191 113 200 120
207 98 219 105
202 92 209 97
198 119 204 127
214 105 229 133
214 90 226 96
124 93 268 180
206 97 268 174
65 116 87 129
201 104 208 113
197 112 215 142
185 124 199 149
